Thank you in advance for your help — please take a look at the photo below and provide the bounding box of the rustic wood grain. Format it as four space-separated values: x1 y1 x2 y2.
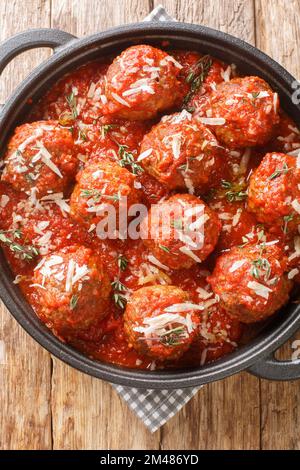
51 361 161 450
255 0 300 450
0 0 52 103
51 0 151 33
0 0 53 451
155 0 255 43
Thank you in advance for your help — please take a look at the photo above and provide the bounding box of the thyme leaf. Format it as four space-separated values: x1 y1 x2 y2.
118 145 143 175
182 55 212 108
70 294 79 310
65 91 78 119
117 255 128 272
269 163 291 180
0 229 39 261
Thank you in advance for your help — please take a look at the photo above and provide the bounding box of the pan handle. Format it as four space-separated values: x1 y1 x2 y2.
248 353 300 380
0 28 76 75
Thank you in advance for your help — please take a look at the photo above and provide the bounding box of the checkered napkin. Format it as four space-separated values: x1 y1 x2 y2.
112 5 201 434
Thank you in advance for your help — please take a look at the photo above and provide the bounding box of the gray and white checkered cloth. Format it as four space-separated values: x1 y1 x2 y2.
112 5 201 434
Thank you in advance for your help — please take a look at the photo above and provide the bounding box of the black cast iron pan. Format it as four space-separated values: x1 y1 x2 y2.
0 22 300 388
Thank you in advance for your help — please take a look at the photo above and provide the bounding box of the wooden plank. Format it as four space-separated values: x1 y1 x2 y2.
156 0 260 450
51 0 151 33
161 374 260 450
51 361 160 450
50 0 161 450
0 0 52 451
0 0 52 103
255 0 300 450
155 0 255 43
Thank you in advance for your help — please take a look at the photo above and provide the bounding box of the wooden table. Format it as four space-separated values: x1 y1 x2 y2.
1 0 300 450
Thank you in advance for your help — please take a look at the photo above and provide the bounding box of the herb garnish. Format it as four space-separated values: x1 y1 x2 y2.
251 257 271 281
66 91 78 119
182 55 212 108
70 294 79 310
117 255 128 272
221 180 247 202
282 214 294 234
117 145 143 175
78 129 87 141
101 124 118 138
0 229 39 261
160 326 187 346
111 279 127 309
269 163 291 180
81 189 102 201
159 245 171 253
103 193 121 202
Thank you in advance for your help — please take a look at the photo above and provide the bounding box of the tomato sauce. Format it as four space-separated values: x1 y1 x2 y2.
1 46 299 371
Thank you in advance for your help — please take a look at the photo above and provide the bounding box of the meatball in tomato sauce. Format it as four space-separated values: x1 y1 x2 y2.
139 110 227 193
199 76 279 149
104 45 182 120
141 194 221 270
29 61 109 125
70 158 141 233
248 152 300 236
208 243 291 323
124 285 200 361
32 245 111 333
2 121 79 197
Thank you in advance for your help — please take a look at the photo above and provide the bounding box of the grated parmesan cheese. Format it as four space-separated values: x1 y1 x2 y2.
229 260 246 273
247 280 272 299
111 92 131 107
288 268 299 280
198 117 226 126
137 148 153 162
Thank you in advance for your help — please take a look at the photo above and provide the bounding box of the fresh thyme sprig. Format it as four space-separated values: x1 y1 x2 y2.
117 145 143 175
282 214 294 234
160 326 187 346
101 124 118 138
0 229 39 261
221 180 248 202
269 163 291 180
251 257 271 281
117 255 128 272
70 294 79 310
182 55 212 109
111 279 127 309
65 91 78 119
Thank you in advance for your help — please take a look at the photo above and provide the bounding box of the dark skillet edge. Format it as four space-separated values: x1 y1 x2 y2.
0 21 300 388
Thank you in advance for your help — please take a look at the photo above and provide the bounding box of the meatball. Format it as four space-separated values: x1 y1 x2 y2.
139 110 227 193
248 152 300 236
103 45 182 120
0 182 25 231
124 285 199 361
266 111 300 154
208 243 291 323
2 121 79 197
70 159 141 234
4 195 91 259
78 117 149 161
32 245 111 332
140 194 221 270
172 50 233 110
29 61 109 124
208 188 262 253
199 76 279 149
179 306 242 366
